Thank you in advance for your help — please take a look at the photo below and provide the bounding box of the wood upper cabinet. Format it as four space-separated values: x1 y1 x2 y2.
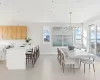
16 26 22 39
0 26 27 40
21 26 27 39
2 27 8 39
12 27 17 39
0 27 3 39
7 27 12 39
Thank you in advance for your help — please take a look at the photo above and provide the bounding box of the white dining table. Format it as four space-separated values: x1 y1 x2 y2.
62 48 95 58
60 48 96 68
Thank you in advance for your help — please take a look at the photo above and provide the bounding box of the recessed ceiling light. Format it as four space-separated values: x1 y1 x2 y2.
52 1 54 3
18 11 20 12
76 0 85 3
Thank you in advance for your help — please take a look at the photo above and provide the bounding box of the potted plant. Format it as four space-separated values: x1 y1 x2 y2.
25 37 32 45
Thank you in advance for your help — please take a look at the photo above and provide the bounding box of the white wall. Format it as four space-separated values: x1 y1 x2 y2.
26 23 82 54
0 22 82 55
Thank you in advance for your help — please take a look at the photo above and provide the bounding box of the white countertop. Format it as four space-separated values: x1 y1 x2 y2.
6 45 34 53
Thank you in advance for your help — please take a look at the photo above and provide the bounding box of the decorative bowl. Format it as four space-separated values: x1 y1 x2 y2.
68 46 74 50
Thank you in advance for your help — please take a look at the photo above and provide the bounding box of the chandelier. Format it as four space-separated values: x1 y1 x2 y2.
69 12 73 30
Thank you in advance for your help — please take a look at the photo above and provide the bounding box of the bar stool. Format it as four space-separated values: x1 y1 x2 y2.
26 48 34 67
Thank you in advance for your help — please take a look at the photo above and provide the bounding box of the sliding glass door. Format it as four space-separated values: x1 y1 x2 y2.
97 26 100 56
89 26 96 53
89 25 100 56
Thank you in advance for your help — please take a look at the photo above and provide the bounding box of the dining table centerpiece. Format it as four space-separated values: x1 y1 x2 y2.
68 46 74 50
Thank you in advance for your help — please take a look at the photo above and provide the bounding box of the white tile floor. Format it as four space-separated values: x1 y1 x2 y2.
0 55 100 80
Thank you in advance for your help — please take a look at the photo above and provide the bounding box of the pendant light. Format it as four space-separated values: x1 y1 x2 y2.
69 12 72 30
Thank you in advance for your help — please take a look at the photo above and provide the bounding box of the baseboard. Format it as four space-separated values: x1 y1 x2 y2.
40 53 57 56
40 53 57 55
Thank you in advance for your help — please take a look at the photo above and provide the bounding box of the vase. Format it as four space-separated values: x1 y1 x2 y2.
68 46 74 50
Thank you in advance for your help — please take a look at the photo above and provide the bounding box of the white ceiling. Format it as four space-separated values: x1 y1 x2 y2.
0 0 100 23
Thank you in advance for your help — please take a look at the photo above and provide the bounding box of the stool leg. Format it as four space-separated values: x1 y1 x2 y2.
89 64 90 69
93 64 95 72
84 64 85 74
32 58 34 67
73 64 75 73
26 59 27 65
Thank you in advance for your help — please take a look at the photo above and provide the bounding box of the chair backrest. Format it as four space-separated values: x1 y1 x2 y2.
34 47 37 53
57 48 60 54
89 56 95 61
60 48 69 59
60 49 66 60
81 48 86 52
65 52 69 58
31 48 34 54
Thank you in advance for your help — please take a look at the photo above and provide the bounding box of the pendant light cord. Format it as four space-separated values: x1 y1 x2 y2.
70 12 72 27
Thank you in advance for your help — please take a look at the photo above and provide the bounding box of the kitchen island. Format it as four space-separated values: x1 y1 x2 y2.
6 45 33 70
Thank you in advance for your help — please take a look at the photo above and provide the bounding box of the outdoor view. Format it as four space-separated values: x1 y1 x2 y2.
90 26 100 56
43 27 50 43
75 27 81 43
52 27 73 46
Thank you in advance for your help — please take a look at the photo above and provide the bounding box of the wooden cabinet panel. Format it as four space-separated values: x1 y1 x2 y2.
12 27 17 39
0 26 27 40
7 27 12 39
16 27 22 39
0 27 3 39
2 27 8 39
21 26 27 39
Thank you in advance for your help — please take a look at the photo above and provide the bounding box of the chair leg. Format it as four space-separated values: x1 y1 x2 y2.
60 59 61 65
62 63 65 73
32 59 34 67
26 59 27 65
89 64 90 69
84 64 85 74
57 54 59 59
80 61 81 68
73 64 75 73
28 58 29 63
93 64 95 72
59 57 61 65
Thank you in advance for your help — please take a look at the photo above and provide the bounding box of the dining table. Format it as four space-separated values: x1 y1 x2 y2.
60 48 96 68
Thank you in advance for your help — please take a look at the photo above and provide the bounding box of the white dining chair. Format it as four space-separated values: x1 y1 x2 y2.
81 48 86 52
80 56 95 73
60 50 76 73
57 48 61 65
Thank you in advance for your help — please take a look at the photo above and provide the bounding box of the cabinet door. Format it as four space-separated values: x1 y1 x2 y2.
7 27 12 39
2 27 8 39
21 26 27 39
12 27 17 39
0 27 3 39
16 27 22 39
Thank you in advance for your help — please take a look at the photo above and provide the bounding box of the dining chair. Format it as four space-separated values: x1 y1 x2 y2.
60 50 76 73
34 47 37 64
57 48 61 65
80 48 86 52
26 48 34 67
80 57 95 73
36 45 40 59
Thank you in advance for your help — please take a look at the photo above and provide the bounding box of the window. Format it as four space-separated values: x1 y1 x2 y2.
75 27 82 43
43 26 50 43
52 27 73 47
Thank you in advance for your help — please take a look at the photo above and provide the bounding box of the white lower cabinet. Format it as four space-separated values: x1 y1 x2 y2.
0 48 6 60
